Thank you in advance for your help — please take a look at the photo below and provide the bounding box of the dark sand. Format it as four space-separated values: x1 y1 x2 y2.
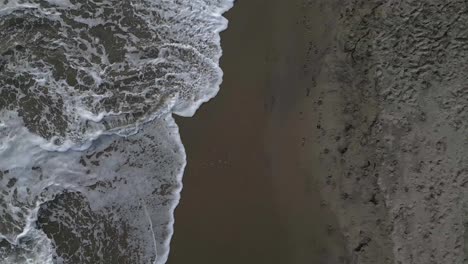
169 0 348 263
170 0 468 263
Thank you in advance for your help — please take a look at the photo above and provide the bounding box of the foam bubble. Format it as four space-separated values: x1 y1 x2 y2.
0 0 234 263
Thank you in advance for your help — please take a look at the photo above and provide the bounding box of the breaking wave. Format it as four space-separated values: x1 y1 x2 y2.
0 0 233 263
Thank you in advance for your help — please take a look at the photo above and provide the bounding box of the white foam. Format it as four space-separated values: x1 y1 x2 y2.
44 0 73 7
0 0 235 262
0 114 47 169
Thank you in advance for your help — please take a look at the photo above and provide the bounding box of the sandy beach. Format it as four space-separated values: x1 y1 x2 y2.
169 0 348 263
1 0 467 262
3 0 466 263
170 0 468 264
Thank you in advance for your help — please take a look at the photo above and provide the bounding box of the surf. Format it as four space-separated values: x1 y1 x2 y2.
0 0 234 263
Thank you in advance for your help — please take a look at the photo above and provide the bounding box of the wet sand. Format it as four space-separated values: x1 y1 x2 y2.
170 0 468 263
169 0 348 263
170 0 468 262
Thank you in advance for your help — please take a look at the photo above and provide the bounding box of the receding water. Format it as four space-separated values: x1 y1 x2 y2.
0 0 233 263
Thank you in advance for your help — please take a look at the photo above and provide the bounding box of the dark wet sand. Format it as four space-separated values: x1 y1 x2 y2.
169 0 468 263
169 0 348 263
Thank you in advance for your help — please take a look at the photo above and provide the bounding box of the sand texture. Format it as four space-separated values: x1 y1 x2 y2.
321 1 468 263
171 0 468 263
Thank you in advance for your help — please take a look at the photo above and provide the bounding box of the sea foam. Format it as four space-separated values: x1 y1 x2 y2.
0 0 234 263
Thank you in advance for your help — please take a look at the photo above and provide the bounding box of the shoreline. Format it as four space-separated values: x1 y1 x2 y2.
169 0 348 263
170 0 468 263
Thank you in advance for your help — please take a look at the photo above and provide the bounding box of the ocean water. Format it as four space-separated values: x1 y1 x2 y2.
0 0 233 263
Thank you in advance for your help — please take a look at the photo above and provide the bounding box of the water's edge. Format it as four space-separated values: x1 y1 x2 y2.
0 0 234 263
